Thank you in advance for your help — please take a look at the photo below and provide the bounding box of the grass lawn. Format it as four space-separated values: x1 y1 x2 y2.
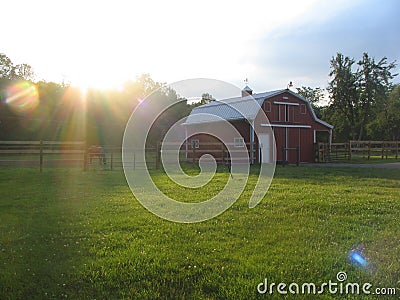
0 166 399 299
340 156 399 164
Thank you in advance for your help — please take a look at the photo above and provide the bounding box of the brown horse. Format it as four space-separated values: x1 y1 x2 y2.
88 146 106 165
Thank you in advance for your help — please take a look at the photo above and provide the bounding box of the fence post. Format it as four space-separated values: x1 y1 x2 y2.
39 140 43 172
319 143 324 162
156 142 160 169
192 140 196 165
348 141 352 160
296 146 300 166
367 141 371 160
83 142 88 171
317 143 322 162
110 151 113 171
381 141 384 159
281 146 285 166
396 141 399 160
385 142 388 159
221 143 225 164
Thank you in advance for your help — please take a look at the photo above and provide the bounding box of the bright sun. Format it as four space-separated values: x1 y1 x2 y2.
70 73 123 92
26 0 325 92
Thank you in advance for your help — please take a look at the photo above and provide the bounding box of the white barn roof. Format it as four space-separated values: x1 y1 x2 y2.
183 90 283 125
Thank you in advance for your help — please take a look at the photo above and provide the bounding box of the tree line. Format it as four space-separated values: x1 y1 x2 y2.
1 52 398 145
0 54 194 146
298 52 398 142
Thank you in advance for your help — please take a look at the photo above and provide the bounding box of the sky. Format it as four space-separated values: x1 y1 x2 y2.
2 0 400 94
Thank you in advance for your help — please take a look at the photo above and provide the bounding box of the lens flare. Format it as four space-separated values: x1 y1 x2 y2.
349 250 368 267
348 244 376 274
123 78 276 223
5 82 39 114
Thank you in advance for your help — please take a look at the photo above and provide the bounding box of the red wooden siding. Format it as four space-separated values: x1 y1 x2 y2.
185 90 332 164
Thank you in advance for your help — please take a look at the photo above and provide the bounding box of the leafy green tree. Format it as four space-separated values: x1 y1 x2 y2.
356 53 397 140
327 53 359 140
146 86 191 146
0 54 35 140
322 105 351 142
0 54 14 79
14 63 35 81
200 93 214 105
0 53 35 81
296 86 324 118
367 84 400 140
0 54 197 145
297 86 324 105
327 52 397 141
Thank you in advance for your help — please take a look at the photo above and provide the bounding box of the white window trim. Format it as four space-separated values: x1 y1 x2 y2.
234 137 245 148
260 124 311 128
273 101 300 106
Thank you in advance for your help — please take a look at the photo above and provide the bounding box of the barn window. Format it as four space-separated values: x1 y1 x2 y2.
191 139 199 149
264 101 271 112
234 137 245 147
300 104 306 114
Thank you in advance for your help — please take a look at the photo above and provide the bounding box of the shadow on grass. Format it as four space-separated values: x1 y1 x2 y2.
250 164 400 182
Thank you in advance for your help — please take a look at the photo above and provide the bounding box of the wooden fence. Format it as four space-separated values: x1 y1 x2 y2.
0 140 287 170
9 139 395 169
163 141 257 165
93 146 158 171
0 141 87 171
101 142 258 170
0 142 162 171
316 141 399 162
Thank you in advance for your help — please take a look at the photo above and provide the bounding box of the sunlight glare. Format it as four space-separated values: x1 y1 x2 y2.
5 82 39 115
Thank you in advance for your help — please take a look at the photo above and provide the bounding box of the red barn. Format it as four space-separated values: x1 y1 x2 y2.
182 86 333 164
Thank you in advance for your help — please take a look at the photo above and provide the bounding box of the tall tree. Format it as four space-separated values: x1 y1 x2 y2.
327 53 359 140
367 84 400 140
356 53 397 140
327 52 397 140
385 84 400 140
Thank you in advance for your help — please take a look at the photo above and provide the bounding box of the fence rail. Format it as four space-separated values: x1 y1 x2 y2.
0 141 87 171
6 140 395 169
0 142 163 171
316 140 399 162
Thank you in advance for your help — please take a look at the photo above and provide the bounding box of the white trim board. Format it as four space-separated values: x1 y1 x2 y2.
260 124 311 128
273 101 300 106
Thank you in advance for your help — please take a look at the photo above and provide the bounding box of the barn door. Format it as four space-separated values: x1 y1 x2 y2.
259 134 272 163
288 128 300 164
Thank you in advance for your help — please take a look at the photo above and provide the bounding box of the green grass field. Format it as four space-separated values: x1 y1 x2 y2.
0 166 399 299
342 156 399 164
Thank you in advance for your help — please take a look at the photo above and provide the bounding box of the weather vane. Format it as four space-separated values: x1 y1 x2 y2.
244 78 249 85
